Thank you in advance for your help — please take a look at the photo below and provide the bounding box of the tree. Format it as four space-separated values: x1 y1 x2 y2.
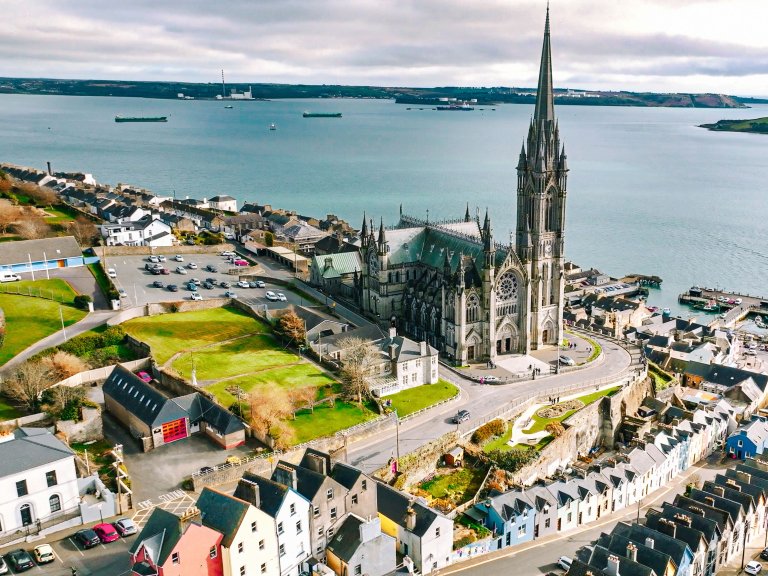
16 183 56 206
67 216 100 246
545 421 565 438
277 311 306 345
264 231 274 247
288 387 317 415
249 387 294 447
41 384 87 420
337 336 380 405
14 215 50 240
41 351 87 381
3 361 53 412
0 203 20 234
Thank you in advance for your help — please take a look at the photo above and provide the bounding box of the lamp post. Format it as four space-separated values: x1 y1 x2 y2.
59 306 68 341
42 251 50 280
27 253 35 281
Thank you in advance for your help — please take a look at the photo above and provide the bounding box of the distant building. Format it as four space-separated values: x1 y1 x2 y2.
101 215 173 247
209 195 238 212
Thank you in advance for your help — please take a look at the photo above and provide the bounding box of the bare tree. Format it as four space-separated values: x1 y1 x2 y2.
337 336 380 405
0 203 20 235
545 421 565 438
67 216 100 246
17 183 56 206
3 361 53 412
41 351 87 381
249 386 294 447
288 386 317 415
42 385 87 418
14 215 51 240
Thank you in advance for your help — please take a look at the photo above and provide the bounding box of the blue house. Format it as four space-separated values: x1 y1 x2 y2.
469 490 536 550
0 236 84 274
725 419 768 459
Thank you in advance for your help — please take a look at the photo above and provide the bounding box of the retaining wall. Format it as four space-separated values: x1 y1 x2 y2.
51 358 151 388
100 244 235 257
56 406 103 443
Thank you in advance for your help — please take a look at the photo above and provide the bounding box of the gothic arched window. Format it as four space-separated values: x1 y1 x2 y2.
466 294 480 323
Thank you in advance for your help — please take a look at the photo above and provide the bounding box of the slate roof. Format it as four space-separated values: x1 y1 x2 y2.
210 195 235 202
330 462 365 491
326 514 364 563
376 481 446 538
376 334 438 363
196 487 250 548
685 362 768 390
485 490 534 521
627 447 655 475
272 460 329 501
703 481 754 514
597 532 672 576
0 428 74 478
610 522 692 569
235 472 290 519
586 545 655 576
312 252 361 277
103 365 178 427
0 236 82 267
129 507 185 565
645 512 707 554
673 495 730 531
729 419 768 448
190 394 246 435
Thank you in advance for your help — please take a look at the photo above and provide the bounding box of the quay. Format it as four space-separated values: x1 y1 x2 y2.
621 273 662 287
678 285 768 327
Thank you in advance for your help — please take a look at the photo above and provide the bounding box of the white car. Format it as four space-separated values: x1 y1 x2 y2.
148 255 159 263
176 266 187 274
187 262 198 269
174 254 184 262
191 293 203 301
277 292 287 302
237 280 250 289
221 250 235 257
107 268 117 278
265 291 278 301
559 355 576 366
118 288 128 299
33 543 55 564
557 556 573 571
157 255 167 262
746 561 762 575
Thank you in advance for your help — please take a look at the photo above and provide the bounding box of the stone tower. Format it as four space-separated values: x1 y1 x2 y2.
515 6 568 349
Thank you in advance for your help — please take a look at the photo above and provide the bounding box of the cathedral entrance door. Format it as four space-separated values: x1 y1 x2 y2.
468 345 475 360
542 329 550 344
505 337 511 352
496 341 501 354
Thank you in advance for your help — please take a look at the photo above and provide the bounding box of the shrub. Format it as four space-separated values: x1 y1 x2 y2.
58 326 126 357
546 422 565 438
393 473 407 490
73 294 92 310
41 351 87 380
486 448 539 472
472 419 506 444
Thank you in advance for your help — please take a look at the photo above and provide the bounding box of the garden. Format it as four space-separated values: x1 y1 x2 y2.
384 380 459 418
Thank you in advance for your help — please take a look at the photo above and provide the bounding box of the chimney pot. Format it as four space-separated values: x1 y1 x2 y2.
644 537 654 550
606 554 621 576
406 506 417 531
626 542 637 562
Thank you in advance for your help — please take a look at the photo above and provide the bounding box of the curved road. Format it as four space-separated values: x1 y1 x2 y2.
347 336 636 473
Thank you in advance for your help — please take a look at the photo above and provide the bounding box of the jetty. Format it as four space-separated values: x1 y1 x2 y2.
678 285 768 327
621 274 662 287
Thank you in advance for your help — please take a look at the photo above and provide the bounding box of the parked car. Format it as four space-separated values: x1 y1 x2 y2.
220 250 235 257
191 278 201 286
148 255 160 263
265 291 278 301
202 281 214 290
559 355 576 366
187 262 198 269
220 281 231 289
760 547 768 561
74 528 101 549
557 556 573 571
237 280 250 289
453 409 470 424
174 254 184 262
114 518 138 537
107 268 117 278
205 277 217 285
6 549 34 572
206 264 218 273
137 371 152 383
33 544 55 564
187 282 198 291
167 284 179 292
159 268 170 275
157 255 166 262
191 293 203 301
118 288 128 299
224 291 238 299
482 375 499 382
277 292 287 301
93 522 120 543
746 561 763 575
176 266 187 274
255 280 266 288
233 259 249 266
152 280 165 288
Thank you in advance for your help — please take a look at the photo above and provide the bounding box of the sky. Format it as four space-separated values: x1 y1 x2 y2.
4 0 768 95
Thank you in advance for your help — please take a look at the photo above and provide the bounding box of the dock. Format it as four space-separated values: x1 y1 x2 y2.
678 286 768 327
621 274 663 287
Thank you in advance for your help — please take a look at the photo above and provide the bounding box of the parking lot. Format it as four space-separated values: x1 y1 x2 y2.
105 251 308 310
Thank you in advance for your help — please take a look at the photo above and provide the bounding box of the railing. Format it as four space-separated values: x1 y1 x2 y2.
0 509 82 547
0 283 73 303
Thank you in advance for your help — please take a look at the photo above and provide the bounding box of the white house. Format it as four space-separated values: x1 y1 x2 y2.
235 473 311 576
209 195 238 212
101 215 173 247
0 428 80 537
369 328 440 397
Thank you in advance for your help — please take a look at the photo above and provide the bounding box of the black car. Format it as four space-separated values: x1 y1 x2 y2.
167 284 179 292
206 264 218 272
205 277 217 285
220 281 231 288
153 280 165 288
761 547 768 561
202 281 214 290
452 409 471 424
199 466 214 474
74 528 101 549
6 548 34 572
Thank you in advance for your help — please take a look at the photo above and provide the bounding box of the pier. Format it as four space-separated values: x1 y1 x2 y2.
678 286 768 327
621 274 662 287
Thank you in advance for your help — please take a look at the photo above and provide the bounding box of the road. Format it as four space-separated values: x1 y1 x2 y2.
346 335 636 474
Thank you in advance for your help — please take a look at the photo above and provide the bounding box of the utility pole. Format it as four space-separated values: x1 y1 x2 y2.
59 306 67 341
112 444 125 515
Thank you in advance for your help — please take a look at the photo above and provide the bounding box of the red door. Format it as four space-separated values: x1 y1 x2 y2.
161 419 188 443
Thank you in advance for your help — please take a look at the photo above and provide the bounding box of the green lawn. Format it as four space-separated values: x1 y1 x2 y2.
386 380 459 417
123 306 261 364
524 386 620 434
483 424 514 453
0 396 23 421
0 294 86 365
87 263 112 298
420 467 487 503
42 204 82 223
288 400 378 445
171 333 296 380
0 278 78 303
207 363 338 406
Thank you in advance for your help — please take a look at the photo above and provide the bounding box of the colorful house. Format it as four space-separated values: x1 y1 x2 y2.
725 419 768 459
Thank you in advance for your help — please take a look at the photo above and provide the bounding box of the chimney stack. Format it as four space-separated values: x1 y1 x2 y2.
735 470 752 483
389 343 397 360
725 479 741 491
359 517 382 544
658 518 677 539
673 513 693 528
644 537 655 550
303 453 327 476
46 161 52 176
606 554 621 576
274 464 298 490
688 506 705 516
234 479 261 509
626 542 637 562
704 496 716 507
406 506 417 531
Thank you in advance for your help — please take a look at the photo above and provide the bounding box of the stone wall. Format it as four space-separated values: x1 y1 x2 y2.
100 244 235 256
56 407 103 443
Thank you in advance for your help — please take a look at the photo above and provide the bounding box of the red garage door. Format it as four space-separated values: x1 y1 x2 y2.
161 419 187 443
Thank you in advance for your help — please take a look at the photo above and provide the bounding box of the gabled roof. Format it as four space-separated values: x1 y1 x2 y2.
597 531 673 576
0 427 74 478
685 362 768 390
129 508 184 566
689 488 743 524
703 481 755 514
656 503 720 542
586 545 655 576
673 494 730 531
376 481 448 537
0 236 82 267
312 252 361 277
627 447 655 475
235 472 290 518
210 195 235 202
376 334 438 363
196 487 250 548
330 462 365 491
546 480 581 507
103 365 178 427
610 522 692 568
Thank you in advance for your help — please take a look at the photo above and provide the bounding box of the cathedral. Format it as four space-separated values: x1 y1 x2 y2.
358 8 568 365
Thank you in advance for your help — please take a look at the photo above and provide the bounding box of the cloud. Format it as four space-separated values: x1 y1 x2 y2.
1 0 767 93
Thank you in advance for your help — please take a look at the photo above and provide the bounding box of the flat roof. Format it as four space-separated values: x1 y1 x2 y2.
266 246 308 263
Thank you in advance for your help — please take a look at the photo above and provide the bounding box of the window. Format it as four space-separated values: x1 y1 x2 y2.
567 513 572 523
296 521 302 533
435 527 440 537
518 524 527 537
328 527 335 538
46 470 57 487
16 480 28 497
209 546 217 559
362 480 367 491
261 564 267 574
433 562 438 570
259 539 265 550
279 544 285 557
238 542 244 553
251 521 257 533
290 503 296 515
355 565 362 575
545 519 551 529
277 522 284 534
172 552 180 564
318 526 324 536
351 494 358 505
240 566 246 576
314 506 320 518
49 494 61 513
330 507 337 520
327 488 334 500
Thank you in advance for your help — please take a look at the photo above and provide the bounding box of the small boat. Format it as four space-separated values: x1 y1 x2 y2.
225 105 233 109
115 116 167 123
303 111 342 118
269 123 276 131
662 307 671 315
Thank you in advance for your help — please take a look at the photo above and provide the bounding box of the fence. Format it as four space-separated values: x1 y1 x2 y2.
0 283 73 303
0 508 82 548
51 358 150 388
0 411 48 428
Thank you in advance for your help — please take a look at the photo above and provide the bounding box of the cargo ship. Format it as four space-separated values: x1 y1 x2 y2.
302 112 342 118
115 116 168 123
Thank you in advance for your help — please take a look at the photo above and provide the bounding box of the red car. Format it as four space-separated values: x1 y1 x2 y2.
233 259 249 266
93 522 120 543
137 371 152 383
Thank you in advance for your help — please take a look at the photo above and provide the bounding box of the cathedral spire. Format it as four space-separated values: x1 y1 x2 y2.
361 212 368 238
533 3 555 123
464 203 471 222
378 217 386 245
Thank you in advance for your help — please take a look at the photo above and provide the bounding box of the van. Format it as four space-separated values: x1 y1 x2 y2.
107 268 117 278
0 272 21 283
557 556 572 571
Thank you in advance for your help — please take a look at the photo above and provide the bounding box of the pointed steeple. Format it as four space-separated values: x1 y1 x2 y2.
533 3 555 123
360 212 368 238
464 203 471 222
378 217 386 245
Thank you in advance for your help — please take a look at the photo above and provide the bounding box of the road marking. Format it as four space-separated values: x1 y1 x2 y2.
137 499 153 509
68 538 85 557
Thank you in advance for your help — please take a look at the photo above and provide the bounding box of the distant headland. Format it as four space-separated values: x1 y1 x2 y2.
699 117 768 134
1 77 766 108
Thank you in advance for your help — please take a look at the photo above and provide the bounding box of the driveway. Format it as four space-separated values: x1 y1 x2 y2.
19 264 109 310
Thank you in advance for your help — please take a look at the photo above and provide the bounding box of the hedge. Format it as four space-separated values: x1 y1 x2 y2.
472 419 506 444
58 326 127 357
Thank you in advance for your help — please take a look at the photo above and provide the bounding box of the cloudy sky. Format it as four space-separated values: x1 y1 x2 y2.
4 0 768 95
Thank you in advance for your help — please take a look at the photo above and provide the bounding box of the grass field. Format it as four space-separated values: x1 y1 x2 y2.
0 278 78 303
207 363 338 406
0 396 23 420
483 425 514 453
123 306 261 364
288 400 378 445
171 334 296 380
386 380 459 418
523 386 620 434
42 204 82 223
420 467 487 503
0 294 86 365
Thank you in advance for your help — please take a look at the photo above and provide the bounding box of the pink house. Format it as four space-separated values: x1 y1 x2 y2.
130 506 224 576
